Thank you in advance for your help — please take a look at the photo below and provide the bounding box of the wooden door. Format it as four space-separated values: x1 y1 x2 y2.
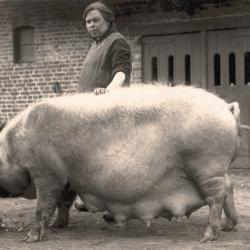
142 33 202 86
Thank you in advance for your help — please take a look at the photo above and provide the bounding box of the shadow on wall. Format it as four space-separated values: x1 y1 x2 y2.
52 82 63 95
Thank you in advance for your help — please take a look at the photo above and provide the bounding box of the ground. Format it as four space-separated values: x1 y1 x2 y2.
0 172 249 250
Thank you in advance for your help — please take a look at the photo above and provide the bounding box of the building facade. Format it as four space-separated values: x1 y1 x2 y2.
0 0 249 168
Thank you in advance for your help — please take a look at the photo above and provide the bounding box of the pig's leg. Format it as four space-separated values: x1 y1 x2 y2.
221 174 238 231
74 196 88 211
187 156 228 242
52 189 77 228
26 176 65 243
103 211 116 223
198 176 226 242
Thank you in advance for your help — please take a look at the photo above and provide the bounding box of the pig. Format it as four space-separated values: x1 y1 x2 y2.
0 84 239 243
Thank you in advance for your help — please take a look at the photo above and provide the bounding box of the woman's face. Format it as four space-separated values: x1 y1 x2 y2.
85 10 109 40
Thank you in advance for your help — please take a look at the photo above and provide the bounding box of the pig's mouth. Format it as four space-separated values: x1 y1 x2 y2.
0 186 20 198
0 172 32 198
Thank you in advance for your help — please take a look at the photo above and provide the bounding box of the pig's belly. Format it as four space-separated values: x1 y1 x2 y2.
79 175 205 223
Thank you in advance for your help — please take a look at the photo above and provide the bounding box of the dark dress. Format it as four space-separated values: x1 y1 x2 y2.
78 29 131 92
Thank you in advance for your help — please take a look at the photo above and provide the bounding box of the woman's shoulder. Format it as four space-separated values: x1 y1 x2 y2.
107 31 127 43
101 31 129 51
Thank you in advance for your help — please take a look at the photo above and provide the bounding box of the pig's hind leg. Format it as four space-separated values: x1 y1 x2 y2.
199 175 226 242
187 161 227 242
221 173 238 231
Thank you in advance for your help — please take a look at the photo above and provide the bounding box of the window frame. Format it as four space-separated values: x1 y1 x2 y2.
13 26 35 63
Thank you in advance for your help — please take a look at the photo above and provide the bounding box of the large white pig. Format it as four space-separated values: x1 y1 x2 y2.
0 84 239 242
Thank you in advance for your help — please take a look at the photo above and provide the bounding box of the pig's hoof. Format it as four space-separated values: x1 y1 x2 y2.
200 232 217 243
25 229 43 243
221 219 237 232
74 201 88 212
103 212 115 223
50 218 68 228
200 234 217 243
25 233 40 243
200 226 218 243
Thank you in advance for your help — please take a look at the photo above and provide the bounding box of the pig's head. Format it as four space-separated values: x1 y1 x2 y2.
0 153 30 198
0 135 32 198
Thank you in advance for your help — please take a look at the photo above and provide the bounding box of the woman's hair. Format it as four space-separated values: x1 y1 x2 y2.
83 1 115 25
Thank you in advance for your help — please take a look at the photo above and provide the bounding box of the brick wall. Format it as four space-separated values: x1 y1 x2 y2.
0 1 84 122
0 0 142 123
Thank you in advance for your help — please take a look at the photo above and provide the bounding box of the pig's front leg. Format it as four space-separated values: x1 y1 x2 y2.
52 189 77 228
25 177 65 243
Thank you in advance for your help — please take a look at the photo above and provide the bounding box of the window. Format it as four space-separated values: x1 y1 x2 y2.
168 55 174 85
244 52 250 85
151 56 158 81
228 53 236 85
214 53 221 86
14 26 34 63
185 55 191 85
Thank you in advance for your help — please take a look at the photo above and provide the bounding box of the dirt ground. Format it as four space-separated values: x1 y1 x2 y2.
0 172 249 250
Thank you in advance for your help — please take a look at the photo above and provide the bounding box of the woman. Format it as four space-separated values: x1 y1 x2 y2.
78 1 132 95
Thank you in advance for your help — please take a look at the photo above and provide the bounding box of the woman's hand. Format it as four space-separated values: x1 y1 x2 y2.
94 88 107 95
94 71 126 95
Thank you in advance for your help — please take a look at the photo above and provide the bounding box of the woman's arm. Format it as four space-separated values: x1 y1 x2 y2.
93 71 125 95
